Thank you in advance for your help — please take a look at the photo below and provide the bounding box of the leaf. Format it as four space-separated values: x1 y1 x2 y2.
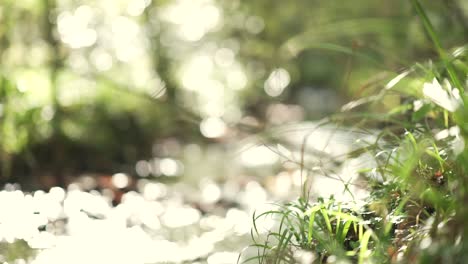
320 207 333 233
308 205 321 243
358 230 373 264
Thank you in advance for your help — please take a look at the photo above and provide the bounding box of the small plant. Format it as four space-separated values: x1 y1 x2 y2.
241 197 383 263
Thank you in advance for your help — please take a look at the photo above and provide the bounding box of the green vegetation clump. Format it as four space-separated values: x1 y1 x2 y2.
241 1 468 263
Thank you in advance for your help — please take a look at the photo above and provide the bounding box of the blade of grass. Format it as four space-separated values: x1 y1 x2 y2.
410 0 463 94
358 230 373 264
339 220 354 244
238 243 273 264
320 207 333 233
308 205 321 243
426 143 445 171
275 229 293 264
359 223 363 240
335 203 342 237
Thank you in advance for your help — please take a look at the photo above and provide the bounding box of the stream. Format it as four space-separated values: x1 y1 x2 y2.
0 122 378 264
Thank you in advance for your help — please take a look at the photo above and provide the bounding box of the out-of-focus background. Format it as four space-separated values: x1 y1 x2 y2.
0 0 467 263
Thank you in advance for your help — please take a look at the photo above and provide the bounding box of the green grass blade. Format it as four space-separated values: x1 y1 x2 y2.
426 142 445 170
308 211 317 244
320 208 333 233
252 211 259 235
335 203 342 236
358 230 373 264
406 131 418 150
275 229 293 264
359 223 363 240
410 0 463 92
308 205 321 243
339 220 354 244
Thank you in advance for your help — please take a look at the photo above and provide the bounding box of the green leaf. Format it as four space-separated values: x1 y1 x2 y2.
358 230 373 264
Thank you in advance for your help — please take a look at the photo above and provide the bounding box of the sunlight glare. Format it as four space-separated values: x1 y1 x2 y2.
207 251 238 264
200 117 227 138
127 0 152 16
264 68 290 97
57 6 97 49
161 206 201 228
240 144 279 167
226 68 247 90
90 48 113 71
159 158 182 176
112 173 130 189
181 55 214 90
162 0 221 42
201 181 221 204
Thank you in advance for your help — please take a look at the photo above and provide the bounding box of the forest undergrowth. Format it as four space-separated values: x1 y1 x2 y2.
240 1 468 263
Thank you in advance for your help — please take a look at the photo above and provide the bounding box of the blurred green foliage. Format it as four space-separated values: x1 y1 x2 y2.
0 0 467 187
0 239 35 262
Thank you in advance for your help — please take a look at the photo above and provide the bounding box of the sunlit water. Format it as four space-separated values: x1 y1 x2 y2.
0 122 377 263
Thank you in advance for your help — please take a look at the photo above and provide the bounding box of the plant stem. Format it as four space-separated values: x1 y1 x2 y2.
410 0 464 94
